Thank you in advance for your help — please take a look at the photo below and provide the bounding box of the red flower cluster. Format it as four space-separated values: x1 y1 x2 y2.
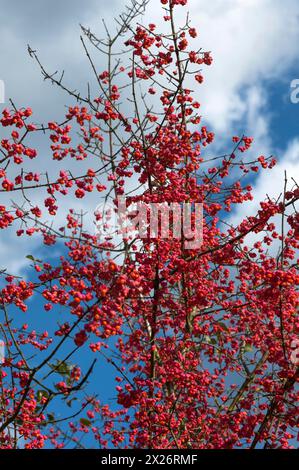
0 0 297 450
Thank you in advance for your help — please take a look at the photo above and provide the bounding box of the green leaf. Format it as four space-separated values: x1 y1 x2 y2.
80 418 91 427
244 343 253 353
37 389 49 402
47 412 55 423
26 254 42 263
49 360 73 377
203 335 217 345
217 321 229 332
66 397 78 408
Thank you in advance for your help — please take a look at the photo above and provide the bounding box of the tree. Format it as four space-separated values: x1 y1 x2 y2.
0 0 298 449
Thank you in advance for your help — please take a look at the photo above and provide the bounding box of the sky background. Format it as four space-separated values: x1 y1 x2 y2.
0 0 299 272
0 0 299 446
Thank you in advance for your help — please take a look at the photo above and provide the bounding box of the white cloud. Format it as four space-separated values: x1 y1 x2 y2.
183 0 299 238
234 137 299 225
186 0 299 133
1 0 299 274
228 138 299 254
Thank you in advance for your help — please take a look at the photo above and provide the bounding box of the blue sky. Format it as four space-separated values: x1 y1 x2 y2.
0 0 299 447
0 0 299 271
